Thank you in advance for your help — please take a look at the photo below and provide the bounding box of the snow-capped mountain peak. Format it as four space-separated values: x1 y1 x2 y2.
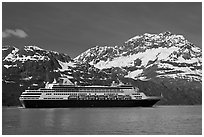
125 31 188 48
24 45 45 51
3 45 72 63
74 31 202 82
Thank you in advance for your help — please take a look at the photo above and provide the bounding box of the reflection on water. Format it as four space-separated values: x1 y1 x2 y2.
2 106 202 135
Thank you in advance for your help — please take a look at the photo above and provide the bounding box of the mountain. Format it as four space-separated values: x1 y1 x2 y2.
74 31 202 82
2 45 75 106
2 31 202 106
3 45 73 82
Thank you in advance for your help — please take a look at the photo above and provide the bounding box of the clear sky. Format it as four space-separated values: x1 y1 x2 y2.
2 2 202 58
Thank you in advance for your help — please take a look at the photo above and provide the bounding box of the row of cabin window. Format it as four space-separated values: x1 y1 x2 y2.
46 93 52 95
46 93 79 95
51 90 123 93
48 93 124 96
44 98 63 99
22 93 42 95
46 93 123 95
26 90 54 92
22 97 39 99
132 93 141 95
53 93 77 95
26 90 124 93
135 96 142 98
53 89 122 92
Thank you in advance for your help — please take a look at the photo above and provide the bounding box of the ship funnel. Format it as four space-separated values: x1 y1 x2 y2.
111 81 117 87
160 92 164 98
133 87 139 92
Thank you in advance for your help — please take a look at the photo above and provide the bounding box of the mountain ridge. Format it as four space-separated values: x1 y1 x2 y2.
2 31 202 106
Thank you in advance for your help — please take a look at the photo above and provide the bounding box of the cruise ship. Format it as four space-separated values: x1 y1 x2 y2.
19 77 162 108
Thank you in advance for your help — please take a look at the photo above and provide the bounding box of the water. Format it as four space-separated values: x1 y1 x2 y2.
2 106 202 135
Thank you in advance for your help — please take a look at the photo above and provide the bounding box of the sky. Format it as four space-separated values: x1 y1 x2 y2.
2 2 202 58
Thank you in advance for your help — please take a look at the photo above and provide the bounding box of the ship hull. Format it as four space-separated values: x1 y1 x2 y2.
20 99 160 108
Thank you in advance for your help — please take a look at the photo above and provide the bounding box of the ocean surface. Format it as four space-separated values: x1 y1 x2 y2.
2 105 202 135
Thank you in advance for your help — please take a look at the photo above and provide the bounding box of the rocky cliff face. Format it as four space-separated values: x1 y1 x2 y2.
2 32 202 106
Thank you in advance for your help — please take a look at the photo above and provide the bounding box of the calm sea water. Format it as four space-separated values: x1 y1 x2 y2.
2 105 202 135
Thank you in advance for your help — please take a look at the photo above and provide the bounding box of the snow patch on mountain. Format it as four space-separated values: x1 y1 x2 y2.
155 62 202 81
157 63 201 75
93 46 179 69
24 46 44 51
157 73 201 82
3 46 51 62
175 56 201 64
125 69 143 79
21 76 33 81
3 80 16 83
4 64 17 69
3 46 19 61
31 83 38 86
58 60 76 71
